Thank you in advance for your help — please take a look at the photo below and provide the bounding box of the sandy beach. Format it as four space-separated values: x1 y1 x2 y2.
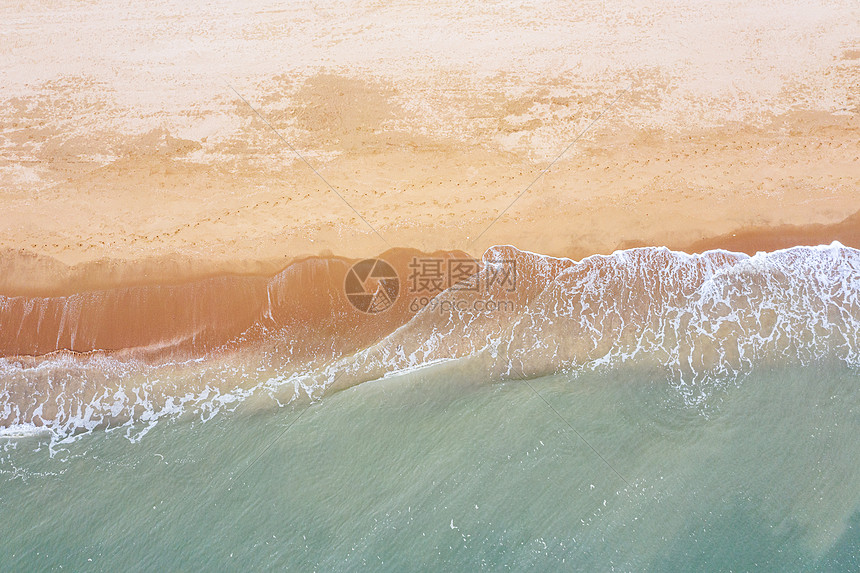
1 0 858 294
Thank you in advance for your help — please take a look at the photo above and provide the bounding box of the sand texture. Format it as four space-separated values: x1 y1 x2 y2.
1 0 858 292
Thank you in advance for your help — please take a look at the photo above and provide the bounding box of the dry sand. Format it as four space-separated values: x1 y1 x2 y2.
1 0 858 293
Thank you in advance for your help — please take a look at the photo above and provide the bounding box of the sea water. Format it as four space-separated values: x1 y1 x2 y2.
1 243 859 570
1 359 857 571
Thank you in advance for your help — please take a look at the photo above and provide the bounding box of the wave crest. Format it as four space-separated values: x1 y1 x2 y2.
1 243 858 440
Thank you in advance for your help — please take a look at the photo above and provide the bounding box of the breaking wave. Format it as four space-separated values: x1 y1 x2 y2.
1 243 858 444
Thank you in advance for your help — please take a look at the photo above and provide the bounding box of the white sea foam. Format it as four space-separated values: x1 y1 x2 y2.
0 424 52 440
1 243 858 444
337 242 860 406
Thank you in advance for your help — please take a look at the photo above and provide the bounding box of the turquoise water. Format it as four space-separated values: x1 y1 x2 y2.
1 360 858 571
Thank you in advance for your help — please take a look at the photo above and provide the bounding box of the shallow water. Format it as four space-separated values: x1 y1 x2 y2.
2 360 857 571
4 243 859 436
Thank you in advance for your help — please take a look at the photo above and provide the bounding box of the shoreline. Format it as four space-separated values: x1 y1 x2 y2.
2 241 857 431
1 239 857 361
1 207 858 296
